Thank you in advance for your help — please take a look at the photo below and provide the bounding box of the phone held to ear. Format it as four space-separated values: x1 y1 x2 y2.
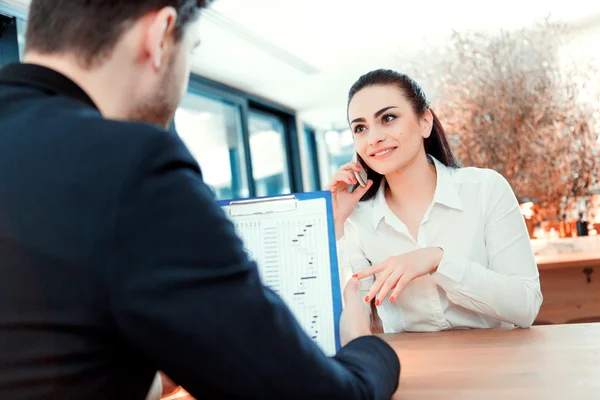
348 153 368 193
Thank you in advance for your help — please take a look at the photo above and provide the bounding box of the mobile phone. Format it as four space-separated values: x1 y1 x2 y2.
348 153 368 193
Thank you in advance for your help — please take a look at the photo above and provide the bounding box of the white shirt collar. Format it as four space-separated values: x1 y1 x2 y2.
371 155 463 229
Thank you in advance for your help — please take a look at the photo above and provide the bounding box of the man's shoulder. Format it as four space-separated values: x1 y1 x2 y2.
35 103 198 183
56 107 194 165
67 110 177 147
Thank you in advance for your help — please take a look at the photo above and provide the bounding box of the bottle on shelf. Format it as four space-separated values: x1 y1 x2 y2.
559 214 567 238
577 212 589 237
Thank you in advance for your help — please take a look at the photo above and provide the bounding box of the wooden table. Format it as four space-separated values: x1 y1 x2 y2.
382 323 600 399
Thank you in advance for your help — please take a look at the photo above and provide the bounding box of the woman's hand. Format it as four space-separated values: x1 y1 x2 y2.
354 247 444 304
325 161 372 238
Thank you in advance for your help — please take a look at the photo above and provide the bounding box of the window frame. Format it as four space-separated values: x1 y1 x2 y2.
302 124 322 191
187 75 304 197
0 15 19 67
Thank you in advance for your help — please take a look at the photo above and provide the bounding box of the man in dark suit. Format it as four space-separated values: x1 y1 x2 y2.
0 1 400 399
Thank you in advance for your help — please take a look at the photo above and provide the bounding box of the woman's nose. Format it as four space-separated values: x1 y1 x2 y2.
367 126 386 146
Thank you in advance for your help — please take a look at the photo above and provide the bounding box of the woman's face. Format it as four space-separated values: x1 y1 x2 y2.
348 84 432 175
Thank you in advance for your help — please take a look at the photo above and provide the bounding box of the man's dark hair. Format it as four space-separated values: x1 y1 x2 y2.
26 0 212 67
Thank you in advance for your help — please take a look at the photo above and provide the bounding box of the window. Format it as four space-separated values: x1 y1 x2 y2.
303 125 322 191
184 75 305 198
248 110 291 197
0 16 19 67
322 129 354 183
174 91 250 200
15 18 25 60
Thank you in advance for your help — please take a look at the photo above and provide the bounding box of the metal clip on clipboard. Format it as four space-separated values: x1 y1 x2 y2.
228 195 298 217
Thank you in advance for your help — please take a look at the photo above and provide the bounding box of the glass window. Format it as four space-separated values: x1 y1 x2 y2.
15 18 26 60
248 111 291 197
322 129 355 183
174 91 249 200
303 125 321 191
0 16 19 67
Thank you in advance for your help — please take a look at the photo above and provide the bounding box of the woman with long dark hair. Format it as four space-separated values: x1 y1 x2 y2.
328 69 542 333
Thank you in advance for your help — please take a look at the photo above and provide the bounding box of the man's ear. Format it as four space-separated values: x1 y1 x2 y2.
145 7 178 70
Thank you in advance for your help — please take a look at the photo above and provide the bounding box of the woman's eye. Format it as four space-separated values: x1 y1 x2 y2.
354 125 367 134
382 114 396 123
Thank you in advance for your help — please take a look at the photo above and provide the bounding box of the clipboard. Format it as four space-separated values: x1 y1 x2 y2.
218 191 342 356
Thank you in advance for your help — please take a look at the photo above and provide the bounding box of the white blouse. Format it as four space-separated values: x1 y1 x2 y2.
145 373 162 400
337 156 543 333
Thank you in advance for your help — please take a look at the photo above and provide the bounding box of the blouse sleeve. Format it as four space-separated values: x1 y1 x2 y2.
431 171 543 327
337 219 375 316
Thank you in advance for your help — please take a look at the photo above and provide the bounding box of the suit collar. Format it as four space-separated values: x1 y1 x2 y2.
0 63 98 110
371 155 463 229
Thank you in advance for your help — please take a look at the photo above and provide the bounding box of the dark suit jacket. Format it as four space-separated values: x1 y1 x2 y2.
0 63 400 400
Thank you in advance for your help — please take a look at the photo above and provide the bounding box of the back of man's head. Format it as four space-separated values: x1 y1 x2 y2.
24 0 212 127
26 0 210 68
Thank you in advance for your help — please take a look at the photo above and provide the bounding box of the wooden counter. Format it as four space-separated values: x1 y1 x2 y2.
536 251 600 271
383 323 600 399
534 252 600 325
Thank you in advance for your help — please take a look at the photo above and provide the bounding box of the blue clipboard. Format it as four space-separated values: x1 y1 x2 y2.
218 191 342 354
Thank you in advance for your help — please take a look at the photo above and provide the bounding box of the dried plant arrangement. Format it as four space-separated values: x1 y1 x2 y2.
405 18 600 222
